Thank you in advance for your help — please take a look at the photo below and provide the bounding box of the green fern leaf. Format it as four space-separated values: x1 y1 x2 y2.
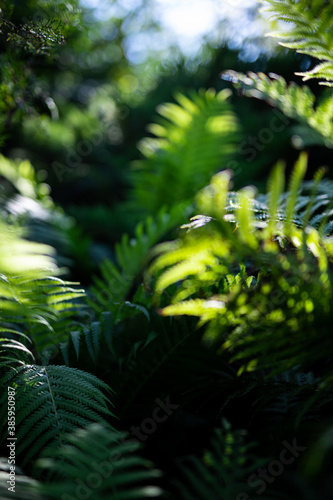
90 204 188 313
260 0 333 86
130 89 239 215
175 420 266 499
0 365 114 466
35 423 163 499
221 71 333 145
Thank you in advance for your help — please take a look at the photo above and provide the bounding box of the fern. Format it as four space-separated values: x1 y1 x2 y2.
150 159 333 382
260 0 333 86
0 270 85 364
0 329 35 368
28 278 85 354
0 154 76 267
222 0 333 150
249 367 321 436
181 170 333 237
130 88 239 216
0 166 86 364
0 217 57 365
0 425 163 498
90 203 189 314
59 311 116 365
174 420 270 500
35 423 163 499
222 71 333 145
0 365 114 466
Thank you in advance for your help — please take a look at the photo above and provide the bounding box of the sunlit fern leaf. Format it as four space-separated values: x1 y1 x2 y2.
0 218 58 361
0 154 45 201
0 365 114 466
235 187 258 248
182 163 333 237
130 88 239 215
0 155 79 272
0 328 34 367
150 159 333 382
260 0 333 86
0 223 56 279
18 277 85 356
35 423 163 499
0 213 86 364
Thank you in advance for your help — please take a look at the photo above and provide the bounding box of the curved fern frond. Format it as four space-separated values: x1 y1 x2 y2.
90 204 189 313
260 0 333 86
0 329 35 367
222 71 333 145
0 218 54 362
36 423 163 499
0 213 86 364
0 365 114 466
0 273 85 361
24 276 85 356
130 88 239 215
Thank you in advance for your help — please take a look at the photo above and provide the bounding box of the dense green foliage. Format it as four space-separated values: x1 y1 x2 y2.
1 0 333 498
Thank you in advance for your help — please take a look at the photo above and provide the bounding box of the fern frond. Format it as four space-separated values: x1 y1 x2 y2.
150 159 333 381
222 71 333 145
0 273 85 365
35 423 163 499
0 211 86 360
174 420 266 499
130 88 239 215
0 365 114 466
0 218 61 364
14 276 85 356
61 311 114 364
166 172 332 239
0 329 34 367
260 0 333 86
90 204 188 313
